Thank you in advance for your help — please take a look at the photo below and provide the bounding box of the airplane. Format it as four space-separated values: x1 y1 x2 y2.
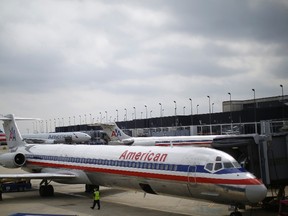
22 131 91 144
0 114 267 216
96 122 226 147
0 129 6 144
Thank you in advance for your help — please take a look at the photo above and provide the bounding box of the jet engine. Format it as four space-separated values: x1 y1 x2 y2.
0 152 26 168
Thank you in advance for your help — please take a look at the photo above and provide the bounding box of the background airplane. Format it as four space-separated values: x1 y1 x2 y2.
97 122 227 147
0 114 267 216
22 131 91 144
0 129 6 145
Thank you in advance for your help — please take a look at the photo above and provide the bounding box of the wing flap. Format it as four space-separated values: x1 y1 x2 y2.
0 173 76 180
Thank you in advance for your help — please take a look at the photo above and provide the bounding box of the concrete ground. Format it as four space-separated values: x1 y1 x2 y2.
0 146 278 216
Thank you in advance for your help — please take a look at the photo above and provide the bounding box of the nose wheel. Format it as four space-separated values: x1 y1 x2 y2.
229 205 242 216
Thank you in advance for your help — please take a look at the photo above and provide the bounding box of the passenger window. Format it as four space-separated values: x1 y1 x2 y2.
205 163 213 172
214 162 223 171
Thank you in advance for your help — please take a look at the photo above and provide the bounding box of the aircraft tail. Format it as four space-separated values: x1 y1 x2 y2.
0 114 39 150
98 122 131 142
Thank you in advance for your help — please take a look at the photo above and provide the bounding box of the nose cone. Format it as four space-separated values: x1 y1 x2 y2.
85 134 91 141
245 184 267 203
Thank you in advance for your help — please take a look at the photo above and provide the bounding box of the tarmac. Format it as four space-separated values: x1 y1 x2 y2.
0 146 279 216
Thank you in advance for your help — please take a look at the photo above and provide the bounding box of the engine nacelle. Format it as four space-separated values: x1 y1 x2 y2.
0 152 26 168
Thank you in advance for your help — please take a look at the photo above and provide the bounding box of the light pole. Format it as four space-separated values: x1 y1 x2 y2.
207 96 211 134
252 89 257 133
116 109 119 122
189 98 193 126
196 104 199 114
159 103 162 117
183 106 186 115
174 101 177 116
228 92 232 129
145 105 148 119
212 103 214 113
280 84 284 119
124 108 127 121
159 103 163 129
133 107 136 120
174 101 177 127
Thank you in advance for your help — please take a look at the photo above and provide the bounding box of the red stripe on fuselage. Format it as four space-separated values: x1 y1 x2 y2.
155 142 212 146
26 160 262 186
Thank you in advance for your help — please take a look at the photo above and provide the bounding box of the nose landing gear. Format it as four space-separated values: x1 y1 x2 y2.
229 205 242 216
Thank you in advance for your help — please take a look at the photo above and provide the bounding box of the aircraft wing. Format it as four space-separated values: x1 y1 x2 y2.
0 173 76 180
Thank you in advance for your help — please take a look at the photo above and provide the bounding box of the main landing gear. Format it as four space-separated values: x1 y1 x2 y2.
229 205 243 216
39 180 54 197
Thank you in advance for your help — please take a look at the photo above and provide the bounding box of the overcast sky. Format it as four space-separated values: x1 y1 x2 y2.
1 0 288 133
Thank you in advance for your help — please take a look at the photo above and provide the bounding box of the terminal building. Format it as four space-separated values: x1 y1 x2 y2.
55 94 288 208
57 94 288 137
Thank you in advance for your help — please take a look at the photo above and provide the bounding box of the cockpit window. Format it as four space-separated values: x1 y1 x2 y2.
214 162 223 171
205 163 213 172
223 162 234 169
216 156 222 161
233 161 241 168
205 156 241 173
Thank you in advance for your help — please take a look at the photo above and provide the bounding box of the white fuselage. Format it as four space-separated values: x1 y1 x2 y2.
22 132 91 143
129 135 218 147
18 144 266 205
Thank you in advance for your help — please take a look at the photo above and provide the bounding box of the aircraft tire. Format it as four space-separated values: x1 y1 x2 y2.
47 185 54 196
39 185 45 197
230 212 242 216
39 185 54 197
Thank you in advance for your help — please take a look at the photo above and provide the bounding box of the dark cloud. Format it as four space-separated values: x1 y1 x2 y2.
167 0 288 43
0 0 287 127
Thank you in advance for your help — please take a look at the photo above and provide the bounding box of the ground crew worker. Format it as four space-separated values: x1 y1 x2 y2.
90 188 100 210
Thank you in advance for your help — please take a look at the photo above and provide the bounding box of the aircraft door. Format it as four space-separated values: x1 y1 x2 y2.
187 165 197 197
187 165 196 185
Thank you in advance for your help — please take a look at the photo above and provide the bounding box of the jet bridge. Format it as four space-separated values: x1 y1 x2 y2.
212 132 288 186
212 121 288 210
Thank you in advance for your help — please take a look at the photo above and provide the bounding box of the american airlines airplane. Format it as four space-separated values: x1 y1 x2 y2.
0 115 267 216
98 122 225 146
0 129 6 144
22 131 91 144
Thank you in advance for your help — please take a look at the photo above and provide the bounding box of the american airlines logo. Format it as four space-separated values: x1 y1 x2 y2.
119 150 168 162
111 129 122 137
9 127 16 141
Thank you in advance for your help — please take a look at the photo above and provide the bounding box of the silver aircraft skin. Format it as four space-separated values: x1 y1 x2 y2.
0 115 267 216
22 131 91 144
98 122 223 146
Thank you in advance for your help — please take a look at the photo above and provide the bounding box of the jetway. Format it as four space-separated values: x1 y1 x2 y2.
212 121 288 209
212 132 288 187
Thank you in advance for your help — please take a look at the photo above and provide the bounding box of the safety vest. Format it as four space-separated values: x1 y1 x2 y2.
93 191 100 200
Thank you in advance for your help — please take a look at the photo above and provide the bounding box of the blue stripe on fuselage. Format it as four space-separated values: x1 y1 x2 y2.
26 154 244 175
